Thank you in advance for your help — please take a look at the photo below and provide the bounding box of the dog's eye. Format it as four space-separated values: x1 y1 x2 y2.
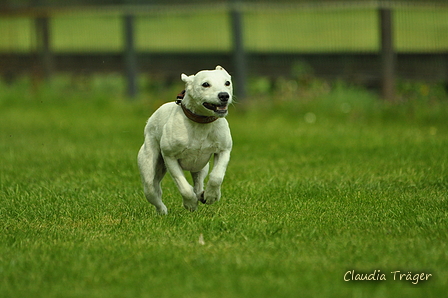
225 81 231 86
202 82 210 88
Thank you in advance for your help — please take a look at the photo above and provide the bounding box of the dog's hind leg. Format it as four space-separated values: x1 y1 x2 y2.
138 143 167 215
191 163 209 204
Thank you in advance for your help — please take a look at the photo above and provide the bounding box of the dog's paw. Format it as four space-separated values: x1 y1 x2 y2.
203 188 221 205
183 198 198 212
155 205 168 215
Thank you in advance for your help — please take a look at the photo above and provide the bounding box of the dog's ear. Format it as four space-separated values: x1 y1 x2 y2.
181 73 194 83
215 65 230 76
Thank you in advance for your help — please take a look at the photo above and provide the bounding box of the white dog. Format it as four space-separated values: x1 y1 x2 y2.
138 66 233 214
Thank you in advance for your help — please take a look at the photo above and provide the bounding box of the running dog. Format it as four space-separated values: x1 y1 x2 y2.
138 66 233 214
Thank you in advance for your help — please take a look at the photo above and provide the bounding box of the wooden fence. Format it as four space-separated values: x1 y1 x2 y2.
1 2 448 100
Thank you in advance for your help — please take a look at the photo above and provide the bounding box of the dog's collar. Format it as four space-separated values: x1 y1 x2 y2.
175 90 218 124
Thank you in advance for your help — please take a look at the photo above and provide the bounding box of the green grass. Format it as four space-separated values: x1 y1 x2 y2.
1 6 448 52
1 77 448 297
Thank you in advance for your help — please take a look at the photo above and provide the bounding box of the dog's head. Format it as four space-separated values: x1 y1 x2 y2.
181 65 233 117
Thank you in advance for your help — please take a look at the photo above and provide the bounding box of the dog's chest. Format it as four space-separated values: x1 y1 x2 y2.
171 137 219 172
177 149 214 172
161 123 228 171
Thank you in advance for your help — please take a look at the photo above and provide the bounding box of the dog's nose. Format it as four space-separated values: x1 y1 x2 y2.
218 92 230 103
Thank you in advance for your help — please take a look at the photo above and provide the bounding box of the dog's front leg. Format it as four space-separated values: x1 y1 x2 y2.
191 162 209 201
203 150 231 205
164 156 198 212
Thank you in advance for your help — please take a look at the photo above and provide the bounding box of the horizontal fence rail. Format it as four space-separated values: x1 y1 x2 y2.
1 2 448 100
1 52 446 83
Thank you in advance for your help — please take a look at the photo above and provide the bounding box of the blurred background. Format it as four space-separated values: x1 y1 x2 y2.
1 0 447 100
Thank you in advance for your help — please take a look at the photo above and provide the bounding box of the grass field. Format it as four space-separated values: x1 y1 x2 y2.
1 6 448 52
0 77 447 297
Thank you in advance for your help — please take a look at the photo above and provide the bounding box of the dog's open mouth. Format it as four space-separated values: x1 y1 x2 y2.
203 102 228 115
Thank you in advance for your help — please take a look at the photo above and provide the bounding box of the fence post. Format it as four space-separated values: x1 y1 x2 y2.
230 1 247 99
124 14 138 98
35 16 53 80
379 8 395 101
